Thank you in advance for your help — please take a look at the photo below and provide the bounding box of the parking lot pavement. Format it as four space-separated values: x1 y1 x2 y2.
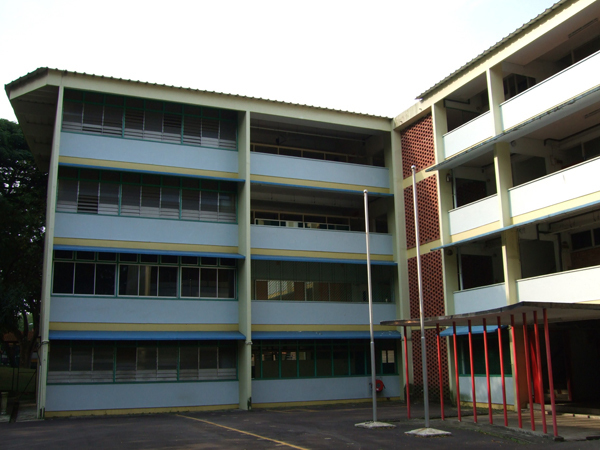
2 402 600 450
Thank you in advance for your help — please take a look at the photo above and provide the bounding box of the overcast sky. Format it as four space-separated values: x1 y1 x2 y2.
1 0 559 122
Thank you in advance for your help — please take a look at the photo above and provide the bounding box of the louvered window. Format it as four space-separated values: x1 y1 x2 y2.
48 341 237 384
56 167 236 223
63 89 237 150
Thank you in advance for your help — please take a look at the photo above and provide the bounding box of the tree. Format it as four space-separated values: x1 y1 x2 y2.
0 118 47 368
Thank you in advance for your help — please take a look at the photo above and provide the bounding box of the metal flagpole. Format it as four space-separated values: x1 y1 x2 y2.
411 165 430 428
363 189 377 423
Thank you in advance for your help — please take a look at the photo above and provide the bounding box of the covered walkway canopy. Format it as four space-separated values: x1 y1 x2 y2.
382 301 600 439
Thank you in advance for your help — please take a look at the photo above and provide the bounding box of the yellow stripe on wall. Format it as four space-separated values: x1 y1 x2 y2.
450 221 501 243
49 323 239 331
45 404 238 418
250 174 390 194
53 238 239 255
250 248 393 261
512 191 600 225
59 156 239 180
251 325 397 332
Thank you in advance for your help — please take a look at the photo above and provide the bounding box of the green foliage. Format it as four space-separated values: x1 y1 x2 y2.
0 118 47 368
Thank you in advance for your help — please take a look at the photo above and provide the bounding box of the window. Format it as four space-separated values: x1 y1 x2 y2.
52 251 236 299
456 333 512 376
251 261 393 303
48 340 237 384
56 167 237 223
252 340 398 379
62 89 237 150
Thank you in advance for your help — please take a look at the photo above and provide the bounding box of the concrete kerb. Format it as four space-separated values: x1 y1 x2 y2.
355 421 396 429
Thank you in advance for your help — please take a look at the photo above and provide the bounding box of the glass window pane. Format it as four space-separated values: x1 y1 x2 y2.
139 266 158 296
158 346 178 371
56 179 78 212
97 252 117 262
160 187 180 219
218 269 235 298
158 266 178 297
200 268 217 298
181 267 200 297
71 346 93 371
333 344 349 376
99 183 119 215
49 346 70 371
199 347 218 369
181 189 200 220
95 264 116 296
53 262 74 294
77 181 99 213
298 344 315 377
280 343 297 378
137 346 157 370
121 185 141 216
350 343 367 375
316 345 332 376
116 346 136 381
141 186 160 217
261 346 279 378
119 265 139 296
180 346 199 370
93 347 114 371
219 347 236 369
74 263 95 295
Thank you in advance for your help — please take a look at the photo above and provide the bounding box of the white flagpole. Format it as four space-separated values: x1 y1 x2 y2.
363 189 377 423
412 165 430 428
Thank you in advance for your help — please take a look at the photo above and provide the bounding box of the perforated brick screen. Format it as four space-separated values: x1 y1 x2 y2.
411 329 450 400
404 175 440 249
401 114 435 179
408 251 444 319
408 250 448 399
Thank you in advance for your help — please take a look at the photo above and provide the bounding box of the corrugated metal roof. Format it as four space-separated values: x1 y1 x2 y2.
5 67 391 119
415 0 568 100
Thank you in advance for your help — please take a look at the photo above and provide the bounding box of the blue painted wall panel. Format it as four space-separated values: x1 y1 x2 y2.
251 153 389 189
50 297 239 324
252 302 396 325
60 132 239 174
46 381 239 411
55 213 239 248
250 226 392 255
252 375 400 404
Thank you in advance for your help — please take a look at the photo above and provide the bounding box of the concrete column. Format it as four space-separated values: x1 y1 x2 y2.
389 128 409 400
493 142 522 305
37 83 64 418
237 111 252 410
486 63 505 136
432 101 457 400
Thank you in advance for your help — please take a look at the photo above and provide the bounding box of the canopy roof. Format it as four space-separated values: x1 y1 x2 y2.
381 301 600 328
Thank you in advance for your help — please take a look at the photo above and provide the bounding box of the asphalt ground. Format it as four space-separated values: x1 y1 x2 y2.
2 402 600 449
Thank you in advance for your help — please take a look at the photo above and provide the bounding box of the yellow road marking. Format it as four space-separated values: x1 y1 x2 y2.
176 414 310 450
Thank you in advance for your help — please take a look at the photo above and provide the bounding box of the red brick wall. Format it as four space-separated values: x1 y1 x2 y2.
404 176 440 249
400 114 435 179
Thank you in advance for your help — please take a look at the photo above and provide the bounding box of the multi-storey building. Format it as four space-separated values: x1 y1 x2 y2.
395 0 600 411
8 0 600 420
5 68 404 417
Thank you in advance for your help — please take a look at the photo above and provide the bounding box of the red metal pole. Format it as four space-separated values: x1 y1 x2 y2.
533 310 547 434
483 318 493 424
511 314 522 428
436 323 445 421
468 320 477 423
453 321 461 422
403 326 411 419
498 317 508 426
522 313 535 431
543 309 559 438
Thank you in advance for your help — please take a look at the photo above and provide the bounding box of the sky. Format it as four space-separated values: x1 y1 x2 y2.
0 0 560 122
